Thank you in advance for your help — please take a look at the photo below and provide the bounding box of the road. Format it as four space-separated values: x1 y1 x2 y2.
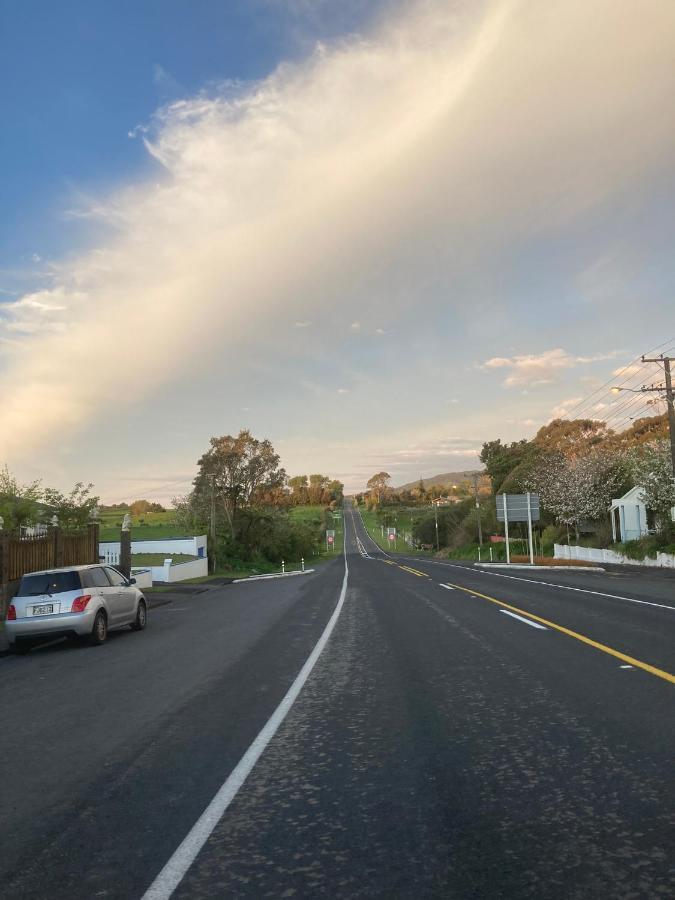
1 503 674 898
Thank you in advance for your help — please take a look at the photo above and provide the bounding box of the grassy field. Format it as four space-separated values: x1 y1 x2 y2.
131 553 198 567
357 505 422 555
98 508 195 542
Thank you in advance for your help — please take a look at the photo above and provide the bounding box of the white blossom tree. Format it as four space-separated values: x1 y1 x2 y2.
629 440 675 532
527 450 625 540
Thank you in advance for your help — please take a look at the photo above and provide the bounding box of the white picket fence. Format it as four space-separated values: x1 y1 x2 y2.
554 543 675 569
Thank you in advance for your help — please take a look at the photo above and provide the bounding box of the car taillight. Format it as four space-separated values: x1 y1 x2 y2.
6 604 16 621
71 595 92 613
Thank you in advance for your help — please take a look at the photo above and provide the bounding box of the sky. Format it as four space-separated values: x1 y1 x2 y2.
1 0 675 502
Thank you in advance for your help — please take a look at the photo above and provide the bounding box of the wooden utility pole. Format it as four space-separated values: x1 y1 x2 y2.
210 474 217 574
472 473 483 546
640 355 675 478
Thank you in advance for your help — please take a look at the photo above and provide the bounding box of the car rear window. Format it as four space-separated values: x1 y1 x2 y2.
18 571 82 596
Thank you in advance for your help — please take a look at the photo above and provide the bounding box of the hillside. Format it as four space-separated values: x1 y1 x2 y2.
395 470 483 492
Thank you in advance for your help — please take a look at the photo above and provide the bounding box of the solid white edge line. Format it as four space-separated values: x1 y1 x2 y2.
397 557 675 613
142 520 350 900
499 609 548 630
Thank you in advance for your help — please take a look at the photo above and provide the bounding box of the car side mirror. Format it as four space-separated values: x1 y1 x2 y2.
128 577 136 585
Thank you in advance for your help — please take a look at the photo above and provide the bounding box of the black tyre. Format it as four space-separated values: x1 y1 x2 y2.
90 610 108 645
13 639 30 655
130 599 147 632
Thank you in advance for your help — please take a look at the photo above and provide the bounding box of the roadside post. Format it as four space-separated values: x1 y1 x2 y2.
387 527 396 550
119 513 132 579
526 491 535 565
301 558 305 572
282 560 285 574
503 494 510 564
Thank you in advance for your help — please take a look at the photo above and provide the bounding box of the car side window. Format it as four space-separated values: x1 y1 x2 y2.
105 567 127 587
88 568 111 588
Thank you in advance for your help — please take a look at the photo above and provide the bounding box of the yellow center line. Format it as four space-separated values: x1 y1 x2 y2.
399 565 428 578
445 582 675 686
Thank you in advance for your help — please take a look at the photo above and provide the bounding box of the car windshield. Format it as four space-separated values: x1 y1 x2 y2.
18 571 82 596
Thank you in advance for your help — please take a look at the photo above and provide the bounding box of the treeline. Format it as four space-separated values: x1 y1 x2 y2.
100 500 166 514
360 413 674 555
172 430 344 569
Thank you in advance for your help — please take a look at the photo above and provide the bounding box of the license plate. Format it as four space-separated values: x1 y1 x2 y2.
33 604 53 615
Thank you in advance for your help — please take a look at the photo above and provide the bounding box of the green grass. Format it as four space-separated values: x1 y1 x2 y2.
131 553 198 567
99 523 197 542
357 506 422 554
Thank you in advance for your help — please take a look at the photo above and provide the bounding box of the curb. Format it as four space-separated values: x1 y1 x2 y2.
233 569 315 583
474 563 605 572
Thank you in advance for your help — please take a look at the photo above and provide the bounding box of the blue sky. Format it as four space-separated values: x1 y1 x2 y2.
1 0 675 501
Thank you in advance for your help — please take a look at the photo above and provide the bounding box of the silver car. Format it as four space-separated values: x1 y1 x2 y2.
5 564 147 653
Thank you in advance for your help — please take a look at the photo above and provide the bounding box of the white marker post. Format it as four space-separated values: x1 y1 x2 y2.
503 493 510 564
526 491 535 565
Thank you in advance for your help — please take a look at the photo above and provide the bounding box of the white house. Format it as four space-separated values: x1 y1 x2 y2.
609 486 650 542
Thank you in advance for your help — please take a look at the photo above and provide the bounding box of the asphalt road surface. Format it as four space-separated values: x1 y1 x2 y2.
1 503 674 898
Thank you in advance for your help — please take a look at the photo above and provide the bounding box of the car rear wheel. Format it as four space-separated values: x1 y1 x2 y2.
131 599 147 631
90 610 108 645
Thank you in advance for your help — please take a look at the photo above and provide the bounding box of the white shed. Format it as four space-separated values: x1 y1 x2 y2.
609 486 649 542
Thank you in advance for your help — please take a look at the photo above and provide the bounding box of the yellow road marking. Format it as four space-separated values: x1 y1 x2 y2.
399 565 427 578
446 582 675 685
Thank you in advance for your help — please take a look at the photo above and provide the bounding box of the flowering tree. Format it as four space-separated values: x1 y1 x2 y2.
629 440 675 532
527 450 625 539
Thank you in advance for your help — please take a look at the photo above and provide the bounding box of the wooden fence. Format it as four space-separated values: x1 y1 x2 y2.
0 525 99 614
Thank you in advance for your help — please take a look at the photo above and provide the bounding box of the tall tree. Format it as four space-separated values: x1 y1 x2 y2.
195 430 286 540
366 471 391 505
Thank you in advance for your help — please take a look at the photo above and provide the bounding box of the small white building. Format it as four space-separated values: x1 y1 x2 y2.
609 486 650 542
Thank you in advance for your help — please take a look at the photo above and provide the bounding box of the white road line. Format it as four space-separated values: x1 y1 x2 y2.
397 557 675 613
439 584 455 591
499 609 548 630
142 529 350 900
620 665 634 669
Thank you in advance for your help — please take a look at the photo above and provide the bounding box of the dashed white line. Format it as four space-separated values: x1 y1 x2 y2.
499 609 548 630
439 584 455 591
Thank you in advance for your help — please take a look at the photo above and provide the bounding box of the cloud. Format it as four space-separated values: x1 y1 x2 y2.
549 396 583 419
294 320 312 328
1 0 674 466
336 387 349 394
481 348 621 387
350 321 361 332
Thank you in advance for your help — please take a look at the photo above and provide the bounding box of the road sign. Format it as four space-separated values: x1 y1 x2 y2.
387 527 396 536
495 493 540 522
495 493 539 564
327 535 334 544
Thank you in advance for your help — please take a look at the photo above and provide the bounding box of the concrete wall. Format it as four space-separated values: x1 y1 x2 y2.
554 543 675 569
100 535 208 558
130 568 153 588
150 557 209 583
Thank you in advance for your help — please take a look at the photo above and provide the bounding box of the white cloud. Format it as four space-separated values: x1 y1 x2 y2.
549 396 583 419
350 321 361 332
482 348 621 387
294 320 312 328
1 0 674 470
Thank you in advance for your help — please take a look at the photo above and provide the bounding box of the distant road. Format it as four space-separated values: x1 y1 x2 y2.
1 504 673 898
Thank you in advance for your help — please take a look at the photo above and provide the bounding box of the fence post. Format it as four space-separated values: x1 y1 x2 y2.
119 514 132 579
89 523 100 563
53 526 64 569
0 530 9 617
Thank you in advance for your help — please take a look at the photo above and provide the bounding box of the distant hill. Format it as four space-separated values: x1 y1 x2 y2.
395 470 484 492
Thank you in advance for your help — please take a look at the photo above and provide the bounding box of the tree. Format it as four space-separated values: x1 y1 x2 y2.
288 475 309 506
480 439 539 494
366 472 391 505
308 474 329 505
526 450 625 540
0 465 42 530
194 430 286 540
43 482 100 531
629 440 675 534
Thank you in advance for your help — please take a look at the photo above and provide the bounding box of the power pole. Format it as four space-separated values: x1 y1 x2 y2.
209 474 217 573
640 355 675 478
472 473 483 546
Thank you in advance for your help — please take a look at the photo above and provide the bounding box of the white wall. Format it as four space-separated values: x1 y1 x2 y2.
130 568 153 588
151 557 209 583
554 543 675 569
100 535 208 557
